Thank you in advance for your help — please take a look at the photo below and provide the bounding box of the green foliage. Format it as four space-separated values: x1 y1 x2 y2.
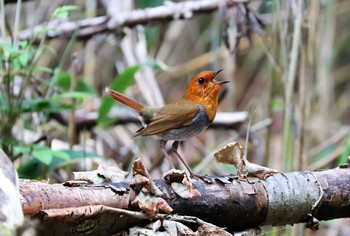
56 72 96 95
51 5 79 20
0 5 98 179
16 144 99 179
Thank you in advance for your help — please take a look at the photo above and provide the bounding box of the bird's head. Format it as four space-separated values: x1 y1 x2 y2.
183 69 229 121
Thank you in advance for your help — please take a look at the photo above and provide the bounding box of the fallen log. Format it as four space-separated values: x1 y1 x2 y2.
20 166 350 234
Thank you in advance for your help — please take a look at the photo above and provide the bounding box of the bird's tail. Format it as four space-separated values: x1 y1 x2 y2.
105 87 145 112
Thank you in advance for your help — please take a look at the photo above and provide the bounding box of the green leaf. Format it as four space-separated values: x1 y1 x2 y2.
32 146 53 165
51 150 70 161
17 158 44 179
21 98 73 113
51 5 79 19
271 97 283 112
17 48 35 67
53 91 97 101
55 72 97 95
47 149 100 174
55 72 71 88
14 144 31 154
18 146 100 179
32 66 53 74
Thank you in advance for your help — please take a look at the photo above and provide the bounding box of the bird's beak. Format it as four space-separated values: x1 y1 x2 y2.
212 69 230 85
217 80 230 85
213 69 224 78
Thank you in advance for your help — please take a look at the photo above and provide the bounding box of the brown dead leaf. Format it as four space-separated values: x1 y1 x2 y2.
132 157 151 177
131 158 163 196
214 142 244 167
197 224 232 236
214 142 278 179
163 169 201 199
73 164 128 184
133 191 173 219
96 164 128 182
130 219 193 236
163 169 186 182
162 219 193 235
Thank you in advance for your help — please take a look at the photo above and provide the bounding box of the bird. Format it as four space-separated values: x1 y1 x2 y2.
105 69 229 177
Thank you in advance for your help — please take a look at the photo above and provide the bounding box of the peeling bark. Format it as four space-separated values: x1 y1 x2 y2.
20 167 350 233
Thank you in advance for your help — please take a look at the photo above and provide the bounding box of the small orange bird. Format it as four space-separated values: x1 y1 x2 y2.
106 69 229 177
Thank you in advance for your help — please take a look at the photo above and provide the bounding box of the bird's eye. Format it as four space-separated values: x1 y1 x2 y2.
197 78 205 84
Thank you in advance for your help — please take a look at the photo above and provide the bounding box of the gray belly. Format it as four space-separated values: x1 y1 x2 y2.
157 105 211 141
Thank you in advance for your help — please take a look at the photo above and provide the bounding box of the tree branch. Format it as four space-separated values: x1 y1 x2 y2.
20 167 350 234
16 0 247 41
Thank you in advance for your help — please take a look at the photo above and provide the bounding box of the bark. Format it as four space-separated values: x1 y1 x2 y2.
20 167 350 234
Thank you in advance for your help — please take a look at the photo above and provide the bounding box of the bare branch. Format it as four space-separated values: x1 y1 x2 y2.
16 0 247 41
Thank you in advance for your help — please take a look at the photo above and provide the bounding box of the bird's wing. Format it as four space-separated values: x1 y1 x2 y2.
135 99 200 136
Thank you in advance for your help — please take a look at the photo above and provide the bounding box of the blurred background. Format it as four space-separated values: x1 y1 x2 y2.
1 0 350 235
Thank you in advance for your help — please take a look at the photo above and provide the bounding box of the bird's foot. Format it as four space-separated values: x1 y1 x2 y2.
237 174 254 184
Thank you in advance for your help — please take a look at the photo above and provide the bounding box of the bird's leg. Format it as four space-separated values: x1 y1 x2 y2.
172 141 196 178
160 140 175 169
172 141 213 183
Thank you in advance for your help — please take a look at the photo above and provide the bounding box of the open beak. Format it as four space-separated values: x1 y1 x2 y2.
217 80 230 85
213 68 224 78
212 69 230 85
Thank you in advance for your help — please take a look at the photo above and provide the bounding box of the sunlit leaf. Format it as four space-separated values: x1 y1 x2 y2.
32 66 53 74
53 91 97 101
271 98 283 112
51 5 79 19
32 147 53 165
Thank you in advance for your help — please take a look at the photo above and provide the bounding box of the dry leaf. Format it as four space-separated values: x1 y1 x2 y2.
197 224 232 236
96 164 129 182
133 191 173 219
130 220 193 236
214 142 278 179
132 157 151 177
164 169 201 199
163 169 186 182
162 220 193 235
131 158 163 196
73 164 128 184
